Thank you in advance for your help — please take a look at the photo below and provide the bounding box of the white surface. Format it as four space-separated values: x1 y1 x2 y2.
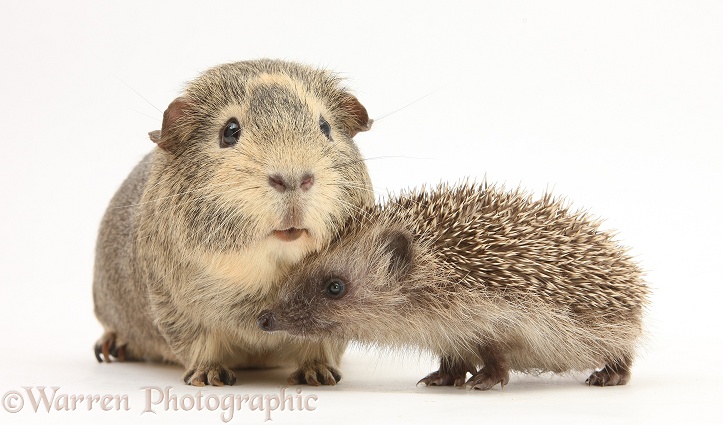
1 1 722 424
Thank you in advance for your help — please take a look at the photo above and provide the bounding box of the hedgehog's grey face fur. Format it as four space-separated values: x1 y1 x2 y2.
260 228 414 340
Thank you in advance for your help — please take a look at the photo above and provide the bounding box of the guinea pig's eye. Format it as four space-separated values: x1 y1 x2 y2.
319 116 331 139
325 278 346 298
220 119 241 148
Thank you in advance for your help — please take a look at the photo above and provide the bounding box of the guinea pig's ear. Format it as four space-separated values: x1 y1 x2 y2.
147 130 161 143
151 96 191 151
380 229 413 279
339 94 373 138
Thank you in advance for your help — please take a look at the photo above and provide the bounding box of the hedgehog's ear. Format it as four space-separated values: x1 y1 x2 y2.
339 94 373 138
150 96 191 151
380 229 413 279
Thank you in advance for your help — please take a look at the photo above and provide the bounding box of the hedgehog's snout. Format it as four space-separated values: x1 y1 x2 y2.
257 310 276 332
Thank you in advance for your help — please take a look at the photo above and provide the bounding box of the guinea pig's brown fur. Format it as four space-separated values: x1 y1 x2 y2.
259 182 648 389
93 59 374 386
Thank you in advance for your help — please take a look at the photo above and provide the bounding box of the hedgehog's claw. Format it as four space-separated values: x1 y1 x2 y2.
418 370 467 387
419 357 474 387
586 365 630 386
465 367 510 391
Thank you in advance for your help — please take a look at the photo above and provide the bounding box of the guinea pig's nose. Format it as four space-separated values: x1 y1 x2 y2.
299 173 314 191
257 310 276 331
268 173 315 193
268 175 288 193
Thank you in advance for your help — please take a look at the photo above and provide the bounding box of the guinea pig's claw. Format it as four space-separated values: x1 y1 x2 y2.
183 364 237 387
94 332 127 363
287 362 341 386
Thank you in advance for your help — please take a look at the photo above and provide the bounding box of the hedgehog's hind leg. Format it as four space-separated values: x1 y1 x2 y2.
418 356 476 387
466 344 510 391
586 355 632 386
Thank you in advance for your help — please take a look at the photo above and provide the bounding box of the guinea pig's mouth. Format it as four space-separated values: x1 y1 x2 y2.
272 228 308 242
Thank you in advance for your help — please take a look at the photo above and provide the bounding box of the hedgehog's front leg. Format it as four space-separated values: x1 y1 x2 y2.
586 355 632 386
466 344 510 390
418 356 476 387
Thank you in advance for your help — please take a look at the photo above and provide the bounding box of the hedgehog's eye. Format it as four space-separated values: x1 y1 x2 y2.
319 116 331 139
325 278 346 298
220 118 241 148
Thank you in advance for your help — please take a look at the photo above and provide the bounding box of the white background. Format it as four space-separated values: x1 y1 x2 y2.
1 1 722 424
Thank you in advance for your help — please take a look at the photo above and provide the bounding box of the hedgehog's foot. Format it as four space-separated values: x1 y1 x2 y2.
466 344 509 390
418 357 474 387
586 361 631 386
418 370 466 387
94 332 127 363
466 366 510 391
183 363 237 387
288 361 341 386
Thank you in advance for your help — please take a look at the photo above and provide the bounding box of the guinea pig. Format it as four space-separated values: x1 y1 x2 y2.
93 59 374 386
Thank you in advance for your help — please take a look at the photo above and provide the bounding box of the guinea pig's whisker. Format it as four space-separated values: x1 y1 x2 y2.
117 77 163 114
326 181 379 196
111 181 239 209
336 155 433 169
147 186 256 215
372 88 441 122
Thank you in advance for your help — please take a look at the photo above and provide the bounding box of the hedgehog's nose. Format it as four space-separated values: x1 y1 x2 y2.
257 310 276 332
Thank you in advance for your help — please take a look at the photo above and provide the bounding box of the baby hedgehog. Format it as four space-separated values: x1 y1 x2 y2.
258 182 648 389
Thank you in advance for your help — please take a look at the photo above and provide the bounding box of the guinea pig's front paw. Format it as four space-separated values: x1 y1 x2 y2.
287 361 341 386
183 363 237 387
465 366 510 391
94 331 127 363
